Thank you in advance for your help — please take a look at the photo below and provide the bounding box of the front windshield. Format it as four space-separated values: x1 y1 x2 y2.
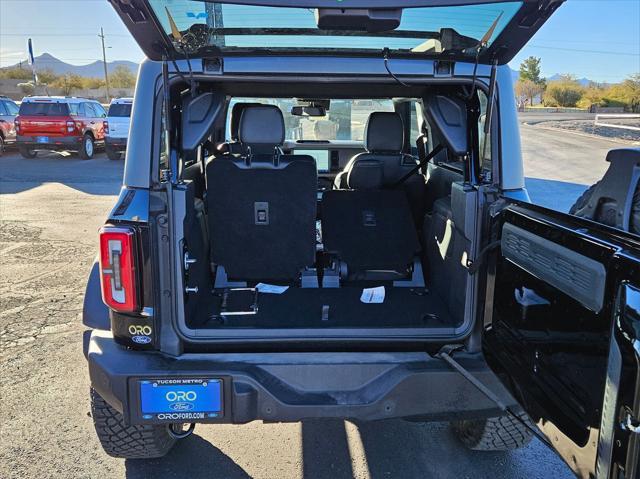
228 98 396 141
149 1 522 55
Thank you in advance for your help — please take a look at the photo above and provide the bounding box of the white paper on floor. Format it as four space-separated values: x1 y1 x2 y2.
360 286 385 304
256 283 289 294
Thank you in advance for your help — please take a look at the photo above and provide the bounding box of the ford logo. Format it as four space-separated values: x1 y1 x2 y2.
132 335 151 344
169 402 194 411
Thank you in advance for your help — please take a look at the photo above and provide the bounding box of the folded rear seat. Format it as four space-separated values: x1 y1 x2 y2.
206 105 317 283
321 189 421 282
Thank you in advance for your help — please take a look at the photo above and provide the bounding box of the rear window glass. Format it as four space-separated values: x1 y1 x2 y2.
19 102 69 116
108 103 132 117
228 98 395 141
150 1 522 55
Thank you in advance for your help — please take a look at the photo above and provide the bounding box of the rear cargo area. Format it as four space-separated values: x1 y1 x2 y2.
171 87 480 341
187 284 459 330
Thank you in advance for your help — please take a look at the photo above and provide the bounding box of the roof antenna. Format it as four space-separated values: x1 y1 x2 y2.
466 12 503 101
383 47 411 87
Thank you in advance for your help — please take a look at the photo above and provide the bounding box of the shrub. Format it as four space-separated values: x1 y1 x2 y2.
543 76 584 107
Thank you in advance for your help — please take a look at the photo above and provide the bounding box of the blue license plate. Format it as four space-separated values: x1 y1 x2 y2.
36 136 49 144
139 379 222 420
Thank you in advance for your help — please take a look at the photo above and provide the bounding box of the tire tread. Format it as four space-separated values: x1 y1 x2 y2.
90 388 176 459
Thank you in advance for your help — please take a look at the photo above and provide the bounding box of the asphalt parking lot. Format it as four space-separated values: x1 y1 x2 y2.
0 124 630 479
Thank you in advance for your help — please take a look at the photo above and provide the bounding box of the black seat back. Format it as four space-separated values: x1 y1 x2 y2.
206 105 317 282
322 189 420 278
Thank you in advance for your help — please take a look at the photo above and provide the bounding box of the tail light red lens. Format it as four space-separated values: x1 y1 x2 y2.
66 120 75 133
99 226 138 312
14 118 20 133
103 120 109 136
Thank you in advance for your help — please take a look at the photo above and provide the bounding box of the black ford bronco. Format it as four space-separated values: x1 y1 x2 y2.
83 1 640 477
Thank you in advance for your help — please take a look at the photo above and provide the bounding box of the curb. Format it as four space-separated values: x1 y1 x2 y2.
521 123 640 146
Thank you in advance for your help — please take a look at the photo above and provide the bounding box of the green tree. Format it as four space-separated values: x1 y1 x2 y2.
82 77 106 89
109 65 136 88
0 66 33 80
52 73 84 95
37 68 59 85
519 56 545 87
543 76 584 107
515 79 544 107
606 74 640 112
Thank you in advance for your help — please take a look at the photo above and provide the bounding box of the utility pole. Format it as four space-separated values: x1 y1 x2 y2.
99 27 111 101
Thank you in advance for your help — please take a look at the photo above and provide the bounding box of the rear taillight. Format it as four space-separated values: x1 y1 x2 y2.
66 120 75 133
103 120 109 136
14 118 20 134
99 226 138 312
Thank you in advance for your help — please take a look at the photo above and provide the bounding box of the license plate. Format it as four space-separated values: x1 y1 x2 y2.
36 136 49 143
139 378 222 420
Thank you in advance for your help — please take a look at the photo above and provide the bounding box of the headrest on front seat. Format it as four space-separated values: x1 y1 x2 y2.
365 112 404 153
239 105 285 148
230 102 262 141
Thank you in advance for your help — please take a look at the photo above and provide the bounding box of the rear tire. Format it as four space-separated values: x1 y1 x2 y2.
0 135 5 156
78 134 94 160
106 145 122 161
451 412 534 451
19 145 37 159
90 388 177 459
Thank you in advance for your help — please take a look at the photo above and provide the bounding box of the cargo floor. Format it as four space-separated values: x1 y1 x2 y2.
191 286 460 329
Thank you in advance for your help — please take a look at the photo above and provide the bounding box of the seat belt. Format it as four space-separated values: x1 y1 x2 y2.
392 143 445 188
416 133 428 171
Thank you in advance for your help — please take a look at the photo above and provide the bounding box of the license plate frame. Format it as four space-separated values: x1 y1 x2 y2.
36 136 49 144
139 378 223 421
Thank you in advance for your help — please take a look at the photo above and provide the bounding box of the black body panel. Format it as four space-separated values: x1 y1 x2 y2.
86 330 517 426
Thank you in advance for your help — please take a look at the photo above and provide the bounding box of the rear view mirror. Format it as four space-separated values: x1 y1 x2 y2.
291 105 327 117
315 8 401 33
423 94 468 156
181 92 224 152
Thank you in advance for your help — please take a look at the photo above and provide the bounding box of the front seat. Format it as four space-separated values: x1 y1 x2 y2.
334 112 426 224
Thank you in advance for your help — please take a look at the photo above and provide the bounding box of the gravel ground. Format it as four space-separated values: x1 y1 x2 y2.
530 118 640 143
0 134 598 479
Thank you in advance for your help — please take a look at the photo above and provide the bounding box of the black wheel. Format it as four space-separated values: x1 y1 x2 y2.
78 134 95 160
18 145 37 159
106 145 122 161
451 412 534 451
569 181 640 235
90 387 177 459
0 135 4 156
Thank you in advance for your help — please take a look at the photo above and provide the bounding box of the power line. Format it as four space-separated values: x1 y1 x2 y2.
526 45 640 56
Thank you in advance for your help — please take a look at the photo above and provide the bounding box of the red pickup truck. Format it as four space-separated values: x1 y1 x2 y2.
15 96 107 159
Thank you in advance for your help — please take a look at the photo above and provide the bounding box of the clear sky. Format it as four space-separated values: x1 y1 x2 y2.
1 0 638 83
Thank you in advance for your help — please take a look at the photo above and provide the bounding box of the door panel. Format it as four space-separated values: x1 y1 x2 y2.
483 203 640 479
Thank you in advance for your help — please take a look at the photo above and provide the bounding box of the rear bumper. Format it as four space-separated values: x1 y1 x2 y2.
105 137 127 150
85 330 517 426
17 135 82 150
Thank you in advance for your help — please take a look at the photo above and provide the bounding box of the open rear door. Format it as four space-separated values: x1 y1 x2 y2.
483 202 640 478
109 0 563 64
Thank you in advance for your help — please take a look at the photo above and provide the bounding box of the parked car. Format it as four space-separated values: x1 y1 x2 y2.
84 1 640 477
105 97 133 160
0 95 19 156
15 96 107 159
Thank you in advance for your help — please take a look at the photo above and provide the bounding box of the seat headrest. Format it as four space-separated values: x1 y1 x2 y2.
347 159 384 190
230 102 262 141
365 112 404 153
239 105 285 148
